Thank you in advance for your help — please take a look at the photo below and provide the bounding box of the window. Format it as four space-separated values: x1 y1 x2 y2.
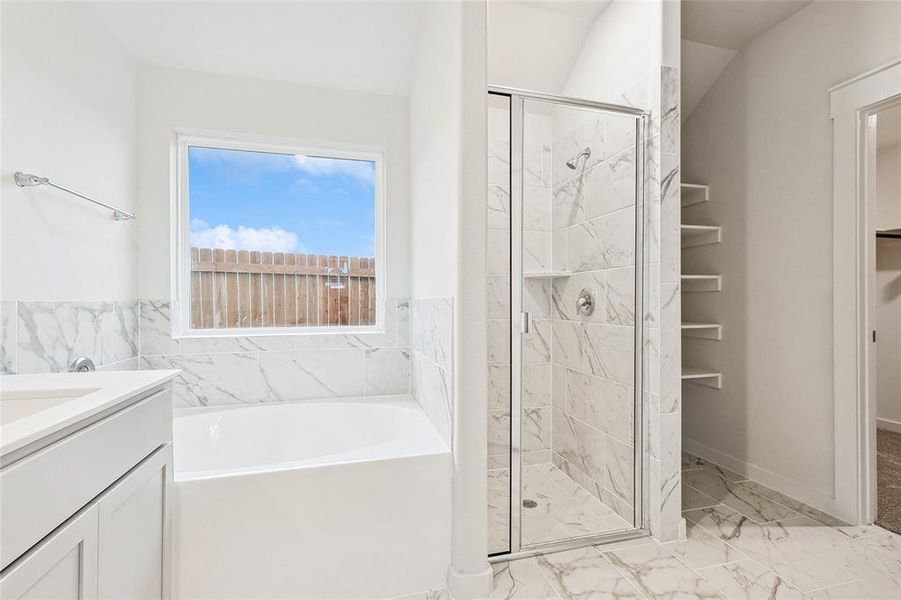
174 132 384 336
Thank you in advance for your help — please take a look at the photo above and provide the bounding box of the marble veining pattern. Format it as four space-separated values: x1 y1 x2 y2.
411 298 452 371
493 454 901 599
0 301 17 374
364 347 410 396
492 464 632 551
131 297 412 409
547 98 643 538
15 301 138 373
411 298 454 447
259 349 364 402
141 352 258 407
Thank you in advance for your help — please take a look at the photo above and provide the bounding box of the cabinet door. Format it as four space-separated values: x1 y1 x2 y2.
97 444 173 600
0 505 99 600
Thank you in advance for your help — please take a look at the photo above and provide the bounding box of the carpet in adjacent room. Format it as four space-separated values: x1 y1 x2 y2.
876 428 901 534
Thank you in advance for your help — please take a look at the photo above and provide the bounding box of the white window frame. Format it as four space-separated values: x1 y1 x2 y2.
172 129 387 338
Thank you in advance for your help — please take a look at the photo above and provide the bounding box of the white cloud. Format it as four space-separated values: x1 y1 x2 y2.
293 155 375 185
190 219 302 253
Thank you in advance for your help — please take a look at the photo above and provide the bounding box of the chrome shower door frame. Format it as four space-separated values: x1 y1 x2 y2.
489 85 651 560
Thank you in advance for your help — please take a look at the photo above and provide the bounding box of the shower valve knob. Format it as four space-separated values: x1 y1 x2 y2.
577 289 595 316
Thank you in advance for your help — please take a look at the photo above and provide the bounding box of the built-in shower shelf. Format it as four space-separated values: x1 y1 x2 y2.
682 366 722 389
681 322 722 340
681 274 722 292
681 183 709 208
681 224 722 248
523 271 572 279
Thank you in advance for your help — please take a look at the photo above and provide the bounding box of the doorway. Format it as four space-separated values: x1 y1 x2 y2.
830 57 901 526
872 102 901 533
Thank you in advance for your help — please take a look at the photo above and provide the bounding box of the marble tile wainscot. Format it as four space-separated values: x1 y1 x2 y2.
1 300 140 375
411 298 454 448
138 298 412 409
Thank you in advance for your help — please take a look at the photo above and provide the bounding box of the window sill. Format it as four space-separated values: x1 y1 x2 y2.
174 325 385 340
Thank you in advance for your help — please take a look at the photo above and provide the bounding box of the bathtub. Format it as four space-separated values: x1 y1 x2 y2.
172 396 452 599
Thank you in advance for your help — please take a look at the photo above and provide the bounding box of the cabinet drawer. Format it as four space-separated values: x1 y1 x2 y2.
0 387 171 571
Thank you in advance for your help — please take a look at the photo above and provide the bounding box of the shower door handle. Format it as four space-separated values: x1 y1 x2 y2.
521 312 531 334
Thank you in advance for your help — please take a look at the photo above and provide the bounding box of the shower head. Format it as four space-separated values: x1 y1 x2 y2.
565 147 591 170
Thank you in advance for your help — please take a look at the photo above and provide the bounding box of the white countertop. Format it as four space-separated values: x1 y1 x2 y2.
0 370 178 458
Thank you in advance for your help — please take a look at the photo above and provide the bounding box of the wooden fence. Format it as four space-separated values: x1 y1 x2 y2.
190 248 376 329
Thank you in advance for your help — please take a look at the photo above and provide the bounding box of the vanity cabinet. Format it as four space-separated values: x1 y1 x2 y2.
97 445 172 600
0 380 174 600
0 504 99 599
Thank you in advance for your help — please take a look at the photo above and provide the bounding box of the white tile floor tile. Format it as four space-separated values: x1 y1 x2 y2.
491 453 901 599
489 464 633 553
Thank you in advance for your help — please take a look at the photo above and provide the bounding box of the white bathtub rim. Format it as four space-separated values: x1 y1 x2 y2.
173 394 450 482
173 393 423 416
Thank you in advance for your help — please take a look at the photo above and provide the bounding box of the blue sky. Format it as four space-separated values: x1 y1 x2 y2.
189 146 376 257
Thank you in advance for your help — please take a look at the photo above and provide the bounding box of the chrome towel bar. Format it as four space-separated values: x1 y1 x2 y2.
14 171 136 221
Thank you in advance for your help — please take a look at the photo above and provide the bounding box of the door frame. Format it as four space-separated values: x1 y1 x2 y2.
830 57 901 525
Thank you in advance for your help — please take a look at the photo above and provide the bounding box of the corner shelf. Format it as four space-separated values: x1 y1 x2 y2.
681 183 709 208
681 182 722 397
681 322 722 340
523 271 571 279
682 274 722 293
682 366 722 389
681 224 722 249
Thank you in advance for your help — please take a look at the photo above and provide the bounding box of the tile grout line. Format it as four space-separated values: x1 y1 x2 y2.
527 555 566 600
595 545 655 600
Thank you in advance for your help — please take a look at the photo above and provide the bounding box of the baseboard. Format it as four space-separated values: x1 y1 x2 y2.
877 417 901 435
446 563 493 600
682 437 839 518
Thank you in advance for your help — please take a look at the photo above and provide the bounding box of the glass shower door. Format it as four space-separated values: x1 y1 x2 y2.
486 92 512 555
515 97 643 549
486 89 645 556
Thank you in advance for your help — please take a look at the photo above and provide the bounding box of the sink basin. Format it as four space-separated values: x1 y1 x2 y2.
0 388 100 426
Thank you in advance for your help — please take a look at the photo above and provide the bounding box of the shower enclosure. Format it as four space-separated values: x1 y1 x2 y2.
487 88 648 556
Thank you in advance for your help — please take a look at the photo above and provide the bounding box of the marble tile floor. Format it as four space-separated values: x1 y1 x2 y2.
489 464 633 555
490 453 901 599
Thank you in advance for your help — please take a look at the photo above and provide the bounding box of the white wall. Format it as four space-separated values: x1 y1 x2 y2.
876 142 901 429
135 65 411 301
682 0 901 504
562 0 660 107
1 1 137 301
487 1 593 94
487 0 660 109
681 39 736 122
877 142 901 231
408 3 460 300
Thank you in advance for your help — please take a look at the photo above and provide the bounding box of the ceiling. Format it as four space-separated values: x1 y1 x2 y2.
681 39 736 122
520 0 612 21
681 0 813 121
87 1 421 97
878 103 901 150
682 0 813 50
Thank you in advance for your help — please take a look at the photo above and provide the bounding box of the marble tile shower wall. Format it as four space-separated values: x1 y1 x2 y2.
487 115 512 471
140 298 411 408
0 300 139 375
647 65 683 543
548 105 639 524
486 108 555 471
411 298 453 447
0 298 412 410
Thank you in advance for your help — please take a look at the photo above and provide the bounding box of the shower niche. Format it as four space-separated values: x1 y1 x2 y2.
487 90 647 555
